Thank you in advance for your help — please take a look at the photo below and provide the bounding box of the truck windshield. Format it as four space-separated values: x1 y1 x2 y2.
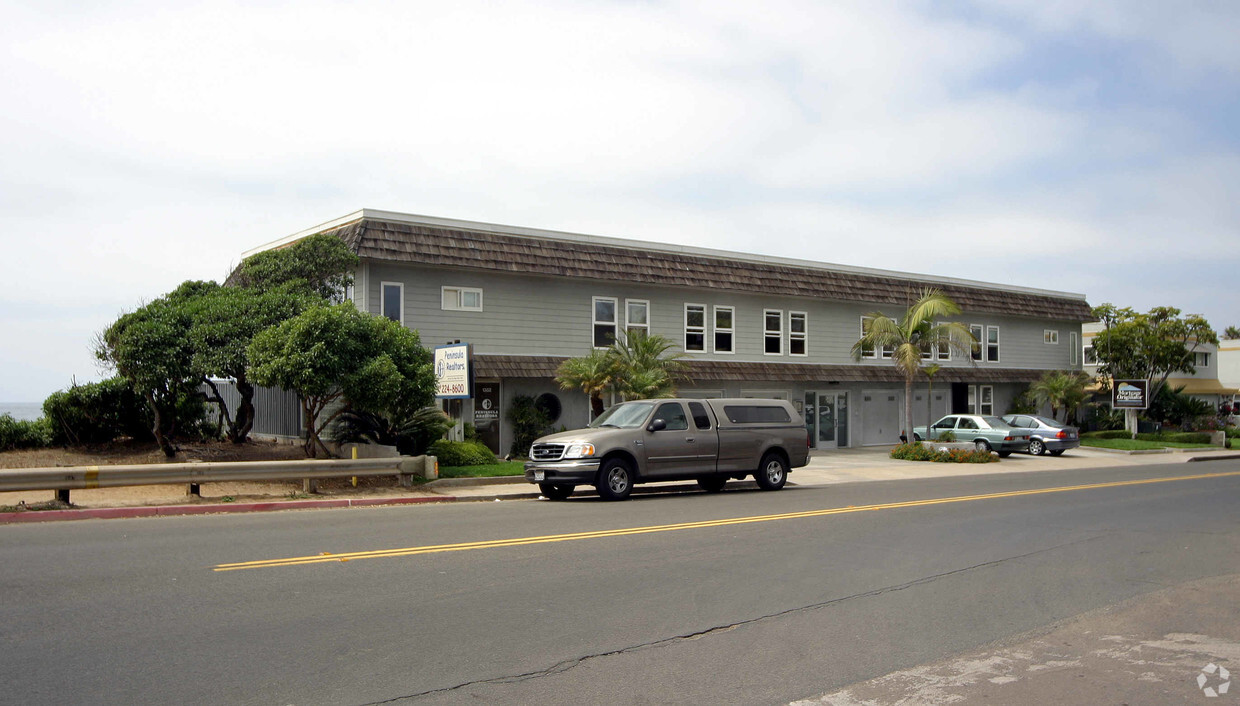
589 402 656 428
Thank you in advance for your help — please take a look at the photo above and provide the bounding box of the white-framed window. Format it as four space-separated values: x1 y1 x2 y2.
966 385 994 415
764 309 783 355
441 286 483 311
860 316 893 359
969 324 984 361
986 326 1000 362
789 311 807 356
1194 351 1211 367
714 306 734 354
1070 332 1080 365
592 297 617 349
625 299 649 339
921 331 952 361
381 282 403 324
1083 344 1097 365
685 304 706 352
1044 330 1059 345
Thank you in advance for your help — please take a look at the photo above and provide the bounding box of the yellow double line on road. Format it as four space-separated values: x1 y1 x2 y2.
213 470 1240 572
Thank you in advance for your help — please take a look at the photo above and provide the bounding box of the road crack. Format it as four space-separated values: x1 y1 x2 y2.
363 535 1105 704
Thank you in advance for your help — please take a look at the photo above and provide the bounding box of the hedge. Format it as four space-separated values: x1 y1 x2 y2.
0 414 52 451
890 443 999 464
1082 430 1214 444
428 439 498 466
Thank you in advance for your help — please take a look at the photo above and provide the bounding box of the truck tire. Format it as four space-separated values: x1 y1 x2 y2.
697 476 727 493
754 452 788 491
539 483 574 501
596 458 634 501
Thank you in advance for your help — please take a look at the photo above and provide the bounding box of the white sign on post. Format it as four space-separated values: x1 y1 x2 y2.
434 344 471 399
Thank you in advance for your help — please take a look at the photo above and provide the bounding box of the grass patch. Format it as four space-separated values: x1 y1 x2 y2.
1080 438 1215 451
438 460 527 478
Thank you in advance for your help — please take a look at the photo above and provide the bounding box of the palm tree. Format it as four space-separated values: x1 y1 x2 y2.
1030 370 1093 422
555 349 616 419
609 331 688 400
851 289 976 444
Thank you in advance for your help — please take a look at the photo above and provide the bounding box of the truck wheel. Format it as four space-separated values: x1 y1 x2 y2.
596 458 634 501
755 453 788 491
539 483 574 501
697 476 727 493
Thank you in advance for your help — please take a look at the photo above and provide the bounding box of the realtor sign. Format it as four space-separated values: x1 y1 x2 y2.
1112 379 1150 410
434 343 472 399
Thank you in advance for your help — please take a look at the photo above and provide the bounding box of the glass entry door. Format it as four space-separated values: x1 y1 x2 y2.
804 391 850 449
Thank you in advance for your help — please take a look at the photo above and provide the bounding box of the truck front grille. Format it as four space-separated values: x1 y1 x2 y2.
530 443 565 461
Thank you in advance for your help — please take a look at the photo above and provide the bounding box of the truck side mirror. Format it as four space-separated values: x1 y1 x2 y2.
647 419 667 432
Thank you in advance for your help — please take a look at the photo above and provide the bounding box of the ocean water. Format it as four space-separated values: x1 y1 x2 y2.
0 403 42 421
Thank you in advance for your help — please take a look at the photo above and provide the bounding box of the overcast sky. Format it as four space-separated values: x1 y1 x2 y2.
2 1 1238 402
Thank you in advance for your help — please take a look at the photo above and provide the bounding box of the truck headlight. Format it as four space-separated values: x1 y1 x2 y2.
563 442 596 459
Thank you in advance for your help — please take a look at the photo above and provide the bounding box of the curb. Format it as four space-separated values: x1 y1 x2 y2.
424 475 526 488
0 495 456 524
1186 452 1240 463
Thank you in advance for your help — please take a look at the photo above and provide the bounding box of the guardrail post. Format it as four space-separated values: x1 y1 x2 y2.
303 478 318 494
187 483 201 497
54 489 70 505
424 455 438 480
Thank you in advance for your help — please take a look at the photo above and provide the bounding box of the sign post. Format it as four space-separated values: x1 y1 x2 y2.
1112 379 1150 439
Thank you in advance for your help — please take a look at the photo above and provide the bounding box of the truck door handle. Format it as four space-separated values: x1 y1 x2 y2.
686 437 695 443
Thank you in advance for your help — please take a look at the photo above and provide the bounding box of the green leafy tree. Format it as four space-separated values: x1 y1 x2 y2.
1225 325 1240 339
1090 304 1218 401
1029 370 1093 423
231 233 359 302
247 304 436 457
97 297 198 457
182 282 317 443
851 289 976 443
609 331 687 400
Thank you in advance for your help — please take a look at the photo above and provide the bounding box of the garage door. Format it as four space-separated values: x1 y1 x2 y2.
861 389 903 446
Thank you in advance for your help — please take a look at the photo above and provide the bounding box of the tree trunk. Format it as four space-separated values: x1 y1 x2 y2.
904 377 914 445
146 391 176 458
233 379 255 443
590 394 604 420
202 378 236 441
302 397 318 458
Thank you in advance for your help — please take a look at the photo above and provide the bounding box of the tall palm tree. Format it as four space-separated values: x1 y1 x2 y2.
851 289 976 444
555 349 616 419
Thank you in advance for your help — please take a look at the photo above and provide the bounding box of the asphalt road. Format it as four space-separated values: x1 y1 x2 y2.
2 461 1238 705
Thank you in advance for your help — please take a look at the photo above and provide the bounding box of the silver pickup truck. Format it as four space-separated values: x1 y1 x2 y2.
524 398 810 501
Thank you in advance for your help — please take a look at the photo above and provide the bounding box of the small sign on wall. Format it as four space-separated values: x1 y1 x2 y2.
434 343 472 399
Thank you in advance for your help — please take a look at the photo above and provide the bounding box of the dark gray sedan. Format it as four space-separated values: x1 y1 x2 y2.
1001 414 1081 456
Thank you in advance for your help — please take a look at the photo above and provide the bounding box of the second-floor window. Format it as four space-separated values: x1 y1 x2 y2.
685 304 706 352
441 286 482 311
986 326 1000 362
789 312 807 356
764 310 783 355
593 297 617 348
1084 345 1097 365
1194 351 1211 367
626 300 649 339
1044 330 1058 344
1070 332 1080 365
860 316 893 359
714 306 734 354
381 282 403 324
970 324 984 361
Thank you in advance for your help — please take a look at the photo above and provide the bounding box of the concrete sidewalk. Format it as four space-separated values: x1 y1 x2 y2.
2 445 1237 523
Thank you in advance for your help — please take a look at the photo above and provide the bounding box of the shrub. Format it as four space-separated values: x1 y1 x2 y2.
507 395 550 458
890 443 999 464
331 406 454 456
428 439 498 466
0 414 52 450
1082 430 1133 440
42 377 151 445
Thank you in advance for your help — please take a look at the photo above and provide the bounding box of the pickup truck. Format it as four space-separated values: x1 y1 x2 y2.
523 398 810 501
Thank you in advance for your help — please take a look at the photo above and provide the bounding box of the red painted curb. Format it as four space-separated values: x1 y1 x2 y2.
0 495 457 524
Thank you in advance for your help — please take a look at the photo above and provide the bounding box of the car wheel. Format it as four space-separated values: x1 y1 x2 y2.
974 439 992 454
754 452 788 491
697 476 727 493
596 458 634 501
1028 438 1046 456
539 483 574 501
1049 449 1065 456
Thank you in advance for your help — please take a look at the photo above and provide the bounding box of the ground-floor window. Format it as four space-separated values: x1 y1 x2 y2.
967 385 994 415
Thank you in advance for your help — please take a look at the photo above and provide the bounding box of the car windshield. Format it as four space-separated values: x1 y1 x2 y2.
589 402 656 429
982 416 1014 429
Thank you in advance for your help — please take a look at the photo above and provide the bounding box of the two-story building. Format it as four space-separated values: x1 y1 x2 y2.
243 209 1093 455
1082 323 1237 413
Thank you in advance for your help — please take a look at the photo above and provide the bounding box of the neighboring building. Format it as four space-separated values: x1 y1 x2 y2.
1082 323 1237 412
1218 339 1240 410
243 210 1093 455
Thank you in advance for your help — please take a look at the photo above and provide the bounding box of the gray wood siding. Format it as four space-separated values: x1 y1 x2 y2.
361 261 1082 371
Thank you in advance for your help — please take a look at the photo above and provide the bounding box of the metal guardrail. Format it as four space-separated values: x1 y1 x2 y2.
0 456 437 504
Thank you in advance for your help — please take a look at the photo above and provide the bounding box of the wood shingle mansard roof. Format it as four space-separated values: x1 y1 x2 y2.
291 213 1092 321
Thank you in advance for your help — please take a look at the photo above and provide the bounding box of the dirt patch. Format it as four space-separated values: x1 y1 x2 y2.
0 438 308 469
